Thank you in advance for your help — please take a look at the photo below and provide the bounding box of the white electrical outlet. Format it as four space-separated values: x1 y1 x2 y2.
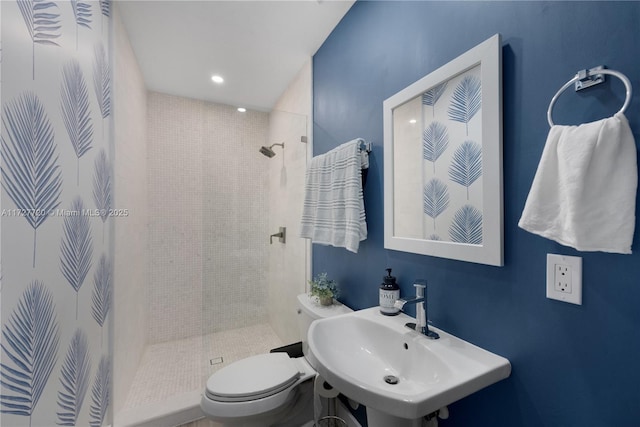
554 264 571 293
546 254 582 305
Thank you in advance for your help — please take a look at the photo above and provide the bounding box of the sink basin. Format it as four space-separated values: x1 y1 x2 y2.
307 307 511 421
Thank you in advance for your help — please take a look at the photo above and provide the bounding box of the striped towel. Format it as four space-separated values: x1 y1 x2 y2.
300 139 367 253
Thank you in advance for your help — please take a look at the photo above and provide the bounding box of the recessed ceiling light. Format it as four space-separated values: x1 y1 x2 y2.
237 107 246 113
211 75 224 84
409 119 417 124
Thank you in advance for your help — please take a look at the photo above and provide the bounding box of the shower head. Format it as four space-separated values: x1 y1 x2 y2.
259 146 276 158
259 142 284 158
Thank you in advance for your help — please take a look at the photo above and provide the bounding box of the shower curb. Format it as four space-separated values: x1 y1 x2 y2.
114 390 204 427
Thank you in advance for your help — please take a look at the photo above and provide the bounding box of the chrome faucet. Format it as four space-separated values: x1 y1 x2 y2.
393 282 439 339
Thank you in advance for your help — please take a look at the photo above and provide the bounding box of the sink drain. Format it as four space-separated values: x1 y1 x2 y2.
384 375 399 385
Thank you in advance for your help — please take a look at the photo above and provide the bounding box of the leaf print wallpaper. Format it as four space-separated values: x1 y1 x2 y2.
0 281 60 423
61 58 94 185
1 92 63 267
1 1 113 426
60 196 94 320
92 149 111 241
421 64 483 243
16 0 62 79
57 329 91 426
89 355 110 427
422 121 449 174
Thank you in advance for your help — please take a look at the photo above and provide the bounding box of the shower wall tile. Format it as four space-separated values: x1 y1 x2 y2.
202 102 270 334
147 92 270 342
113 5 149 415
147 92 204 343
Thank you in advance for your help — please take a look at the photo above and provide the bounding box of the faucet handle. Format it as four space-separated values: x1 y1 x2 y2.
413 280 427 296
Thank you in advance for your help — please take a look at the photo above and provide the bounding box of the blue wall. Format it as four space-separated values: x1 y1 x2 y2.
312 1 640 426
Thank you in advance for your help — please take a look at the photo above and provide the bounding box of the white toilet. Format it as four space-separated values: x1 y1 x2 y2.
200 293 352 427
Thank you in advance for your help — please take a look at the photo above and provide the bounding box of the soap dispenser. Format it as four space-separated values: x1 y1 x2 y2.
379 268 400 316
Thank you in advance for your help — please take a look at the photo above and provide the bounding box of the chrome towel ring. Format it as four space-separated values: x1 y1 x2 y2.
547 67 633 127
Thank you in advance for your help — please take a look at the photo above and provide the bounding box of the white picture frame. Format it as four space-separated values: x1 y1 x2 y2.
383 34 503 266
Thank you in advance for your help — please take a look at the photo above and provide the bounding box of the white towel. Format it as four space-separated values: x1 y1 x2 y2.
300 139 367 253
519 113 637 254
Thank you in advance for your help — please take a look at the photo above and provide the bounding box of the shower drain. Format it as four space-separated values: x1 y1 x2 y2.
383 375 399 385
209 357 224 365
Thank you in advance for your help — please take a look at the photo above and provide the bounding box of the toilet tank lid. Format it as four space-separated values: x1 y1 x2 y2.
297 293 353 319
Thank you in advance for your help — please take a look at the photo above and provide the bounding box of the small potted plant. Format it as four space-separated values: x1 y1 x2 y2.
309 272 339 306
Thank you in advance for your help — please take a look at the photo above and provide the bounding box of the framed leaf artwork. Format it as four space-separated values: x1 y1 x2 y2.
383 34 503 266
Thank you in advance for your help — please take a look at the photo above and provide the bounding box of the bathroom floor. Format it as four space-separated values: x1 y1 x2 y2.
122 323 284 411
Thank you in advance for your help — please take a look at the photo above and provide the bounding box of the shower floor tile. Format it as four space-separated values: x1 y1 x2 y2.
122 323 284 411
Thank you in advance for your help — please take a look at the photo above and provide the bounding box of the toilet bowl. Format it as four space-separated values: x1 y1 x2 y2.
200 293 352 427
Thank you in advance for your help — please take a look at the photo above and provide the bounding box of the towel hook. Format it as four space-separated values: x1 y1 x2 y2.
547 67 633 127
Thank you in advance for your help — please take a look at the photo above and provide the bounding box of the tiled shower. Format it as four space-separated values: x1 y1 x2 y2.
117 92 309 425
146 92 272 343
116 92 298 423
1 2 312 426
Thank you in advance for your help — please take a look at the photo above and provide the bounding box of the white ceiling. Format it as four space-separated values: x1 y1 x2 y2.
117 0 354 111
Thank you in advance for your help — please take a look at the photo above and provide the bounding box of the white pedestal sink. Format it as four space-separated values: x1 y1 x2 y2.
307 308 511 426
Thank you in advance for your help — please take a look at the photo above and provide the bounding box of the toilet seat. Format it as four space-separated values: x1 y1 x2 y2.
206 353 301 402
201 354 316 421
